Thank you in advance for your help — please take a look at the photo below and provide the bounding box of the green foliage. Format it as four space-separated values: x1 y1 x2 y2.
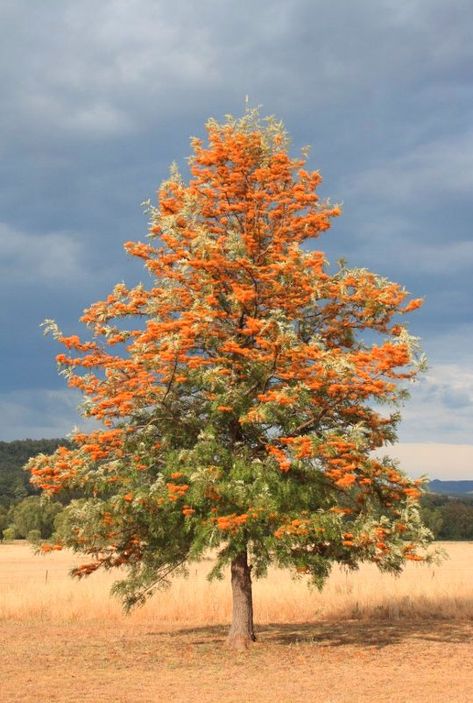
9 496 63 539
420 504 444 538
438 500 473 540
27 529 42 543
2 526 16 541
420 494 473 540
0 505 9 539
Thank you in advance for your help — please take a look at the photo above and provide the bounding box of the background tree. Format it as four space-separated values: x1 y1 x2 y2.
8 495 63 540
0 505 9 539
419 493 473 540
437 500 473 540
419 494 444 539
419 504 444 539
27 111 432 648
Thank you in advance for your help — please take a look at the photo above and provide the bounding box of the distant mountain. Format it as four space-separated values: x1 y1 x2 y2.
428 479 473 496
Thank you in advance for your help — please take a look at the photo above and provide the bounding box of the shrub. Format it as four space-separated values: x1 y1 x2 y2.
3 526 16 541
27 529 42 543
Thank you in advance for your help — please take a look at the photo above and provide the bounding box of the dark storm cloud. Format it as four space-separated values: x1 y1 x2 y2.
0 0 472 444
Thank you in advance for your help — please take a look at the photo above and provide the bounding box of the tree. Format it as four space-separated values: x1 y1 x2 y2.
420 503 444 539
0 505 9 539
9 495 63 539
27 110 432 648
438 500 473 540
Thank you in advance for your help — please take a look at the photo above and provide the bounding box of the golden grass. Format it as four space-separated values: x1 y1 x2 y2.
2 541 473 626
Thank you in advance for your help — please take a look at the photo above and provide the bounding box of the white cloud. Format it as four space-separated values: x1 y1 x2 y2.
383 442 473 480
377 332 473 476
396 360 473 445
0 222 86 283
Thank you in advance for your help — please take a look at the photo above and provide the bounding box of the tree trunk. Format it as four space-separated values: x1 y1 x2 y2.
226 549 256 649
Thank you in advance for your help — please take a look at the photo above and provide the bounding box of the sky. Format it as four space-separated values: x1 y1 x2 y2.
1 0 472 479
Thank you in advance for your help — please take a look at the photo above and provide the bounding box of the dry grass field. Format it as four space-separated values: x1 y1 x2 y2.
2 541 473 702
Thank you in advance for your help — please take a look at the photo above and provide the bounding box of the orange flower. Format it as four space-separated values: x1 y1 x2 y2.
404 487 421 498
40 544 63 553
266 445 291 472
335 474 357 488
401 298 423 313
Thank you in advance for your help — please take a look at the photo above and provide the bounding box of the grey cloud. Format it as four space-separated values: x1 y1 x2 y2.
2 0 472 145
0 0 472 443
0 388 98 441
340 216 473 276
397 360 473 443
346 131 473 204
0 223 86 283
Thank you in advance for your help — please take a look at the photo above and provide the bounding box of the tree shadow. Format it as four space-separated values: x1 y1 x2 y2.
256 618 473 648
160 613 473 650
146 624 228 646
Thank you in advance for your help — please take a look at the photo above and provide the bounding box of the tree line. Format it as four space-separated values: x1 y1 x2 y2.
421 493 473 541
0 438 69 541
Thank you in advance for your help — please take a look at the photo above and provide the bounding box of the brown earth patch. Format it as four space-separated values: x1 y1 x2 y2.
3 619 473 702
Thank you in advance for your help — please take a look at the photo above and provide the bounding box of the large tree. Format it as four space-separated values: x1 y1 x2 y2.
27 111 432 648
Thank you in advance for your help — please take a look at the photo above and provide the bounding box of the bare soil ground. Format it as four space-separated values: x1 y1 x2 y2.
2 542 473 702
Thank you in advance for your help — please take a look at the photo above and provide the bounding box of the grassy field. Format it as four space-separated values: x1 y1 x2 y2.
2 541 473 702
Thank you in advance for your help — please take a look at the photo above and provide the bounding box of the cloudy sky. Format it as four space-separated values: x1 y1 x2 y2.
1 0 472 479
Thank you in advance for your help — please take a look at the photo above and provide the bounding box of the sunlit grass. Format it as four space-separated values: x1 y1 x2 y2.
1 541 473 626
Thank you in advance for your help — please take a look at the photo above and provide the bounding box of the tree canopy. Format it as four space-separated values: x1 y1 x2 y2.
27 110 432 647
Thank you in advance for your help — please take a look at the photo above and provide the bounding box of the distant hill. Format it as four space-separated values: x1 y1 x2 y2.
428 479 473 496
